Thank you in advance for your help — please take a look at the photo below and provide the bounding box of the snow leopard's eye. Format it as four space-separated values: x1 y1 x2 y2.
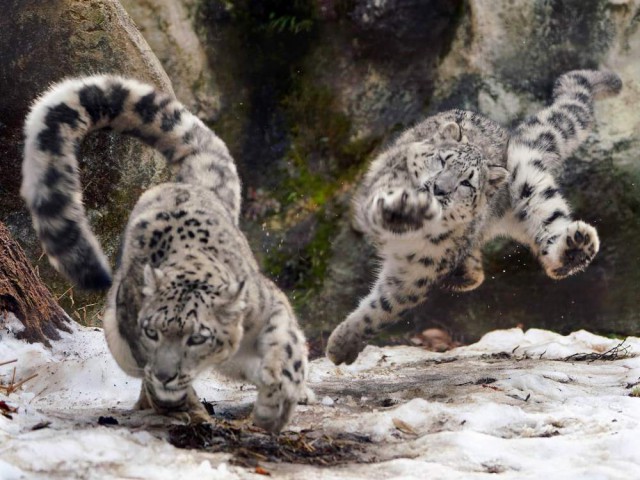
187 334 207 346
144 326 159 341
460 179 473 188
187 329 212 346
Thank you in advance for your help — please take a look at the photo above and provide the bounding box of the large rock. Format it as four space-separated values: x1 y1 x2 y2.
0 0 173 318
293 0 640 341
113 0 640 342
119 0 221 120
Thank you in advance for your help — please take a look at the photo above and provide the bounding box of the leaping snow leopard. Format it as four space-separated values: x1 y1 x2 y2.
327 69 622 365
22 75 310 432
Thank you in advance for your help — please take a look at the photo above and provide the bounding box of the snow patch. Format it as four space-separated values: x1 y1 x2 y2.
1 321 640 478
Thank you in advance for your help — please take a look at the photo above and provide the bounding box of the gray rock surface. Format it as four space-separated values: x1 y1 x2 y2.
119 0 221 120
0 0 173 317
283 0 640 341
1 0 637 340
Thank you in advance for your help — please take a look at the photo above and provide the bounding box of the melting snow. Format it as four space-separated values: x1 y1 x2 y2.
1 313 640 479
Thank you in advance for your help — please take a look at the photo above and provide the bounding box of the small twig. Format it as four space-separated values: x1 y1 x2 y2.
0 366 39 396
0 359 17 367
563 340 632 363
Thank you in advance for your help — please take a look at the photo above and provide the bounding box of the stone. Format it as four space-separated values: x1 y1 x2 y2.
119 0 221 120
0 0 173 318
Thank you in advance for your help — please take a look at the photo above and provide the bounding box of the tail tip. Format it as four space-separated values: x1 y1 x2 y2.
77 266 113 291
600 71 623 96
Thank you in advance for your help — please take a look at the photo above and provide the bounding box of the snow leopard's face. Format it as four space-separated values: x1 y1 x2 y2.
406 137 508 222
136 265 245 408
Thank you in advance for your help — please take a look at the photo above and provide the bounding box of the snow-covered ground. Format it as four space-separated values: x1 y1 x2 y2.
1 313 640 479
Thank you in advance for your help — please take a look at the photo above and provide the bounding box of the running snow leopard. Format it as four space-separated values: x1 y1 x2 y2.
22 75 310 432
327 69 622 365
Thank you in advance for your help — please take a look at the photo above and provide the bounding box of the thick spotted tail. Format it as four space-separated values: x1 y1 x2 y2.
22 75 240 290
509 69 622 169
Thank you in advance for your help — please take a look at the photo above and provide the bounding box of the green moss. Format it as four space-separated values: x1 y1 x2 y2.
262 204 343 310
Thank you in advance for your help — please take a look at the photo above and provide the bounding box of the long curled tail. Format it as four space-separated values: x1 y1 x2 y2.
22 75 240 290
508 69 622 170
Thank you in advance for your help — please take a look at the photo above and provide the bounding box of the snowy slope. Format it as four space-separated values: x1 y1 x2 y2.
1 313 640 479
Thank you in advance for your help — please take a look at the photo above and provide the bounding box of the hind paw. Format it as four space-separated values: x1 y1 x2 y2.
542 221 599 279
442 256 485 292
326 322 365 366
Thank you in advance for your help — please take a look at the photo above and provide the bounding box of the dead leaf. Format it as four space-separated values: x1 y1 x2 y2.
392 417 417 435
255 466 271 476
0 400 17 414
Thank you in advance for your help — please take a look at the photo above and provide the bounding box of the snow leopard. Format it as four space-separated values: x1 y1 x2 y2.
327 69 622 365
22 75 310 432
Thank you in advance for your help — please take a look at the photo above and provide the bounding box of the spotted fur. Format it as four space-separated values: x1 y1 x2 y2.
327 69 621 365
22 75 310 432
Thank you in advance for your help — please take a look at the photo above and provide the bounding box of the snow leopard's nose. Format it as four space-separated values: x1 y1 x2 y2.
155 370 178 386
433 183 448 197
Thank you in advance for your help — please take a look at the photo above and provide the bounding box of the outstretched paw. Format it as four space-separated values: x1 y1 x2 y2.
253 351 305 433
543 221 599 279
326 322 365 366
376 188 439 234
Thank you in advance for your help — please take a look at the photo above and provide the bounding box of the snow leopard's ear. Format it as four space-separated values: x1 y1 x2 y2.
486 165 509 192
143 264 165 297
213 279 247 315
440 122 462 142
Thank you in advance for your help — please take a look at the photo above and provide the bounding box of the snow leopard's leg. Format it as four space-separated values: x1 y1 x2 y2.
353 147 442 241
355 183 441 242
442 248 485 292
508 70 621 279
252 300 309 433
327 265 428 365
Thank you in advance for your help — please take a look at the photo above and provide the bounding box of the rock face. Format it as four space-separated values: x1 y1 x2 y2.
1 0 638 341
400 0 640 339
119 0 220 120
0 0 172 317
189 0 640 342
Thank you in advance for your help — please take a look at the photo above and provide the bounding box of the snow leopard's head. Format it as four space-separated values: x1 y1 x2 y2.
406 122 508 221
136 261 246 409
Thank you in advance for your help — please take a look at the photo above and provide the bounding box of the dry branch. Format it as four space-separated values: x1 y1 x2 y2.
563 341 633 362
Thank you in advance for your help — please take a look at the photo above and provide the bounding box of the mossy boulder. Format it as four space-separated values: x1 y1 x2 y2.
260 0 640 342
0 0 172 320
110 0 639 342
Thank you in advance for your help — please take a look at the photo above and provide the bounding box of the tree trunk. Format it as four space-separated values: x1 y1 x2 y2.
0 221 69 345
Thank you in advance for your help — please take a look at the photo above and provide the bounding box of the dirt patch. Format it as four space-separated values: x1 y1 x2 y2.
168 421 372 467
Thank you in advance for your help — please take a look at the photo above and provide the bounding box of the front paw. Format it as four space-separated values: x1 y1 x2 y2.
542 221 599 279
376 188 439 233
252 353 305 433
167 407 211 425
326 322 365 366
253 382 296 434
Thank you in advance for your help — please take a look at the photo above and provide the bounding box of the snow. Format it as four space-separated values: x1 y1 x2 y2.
2 313 640 479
